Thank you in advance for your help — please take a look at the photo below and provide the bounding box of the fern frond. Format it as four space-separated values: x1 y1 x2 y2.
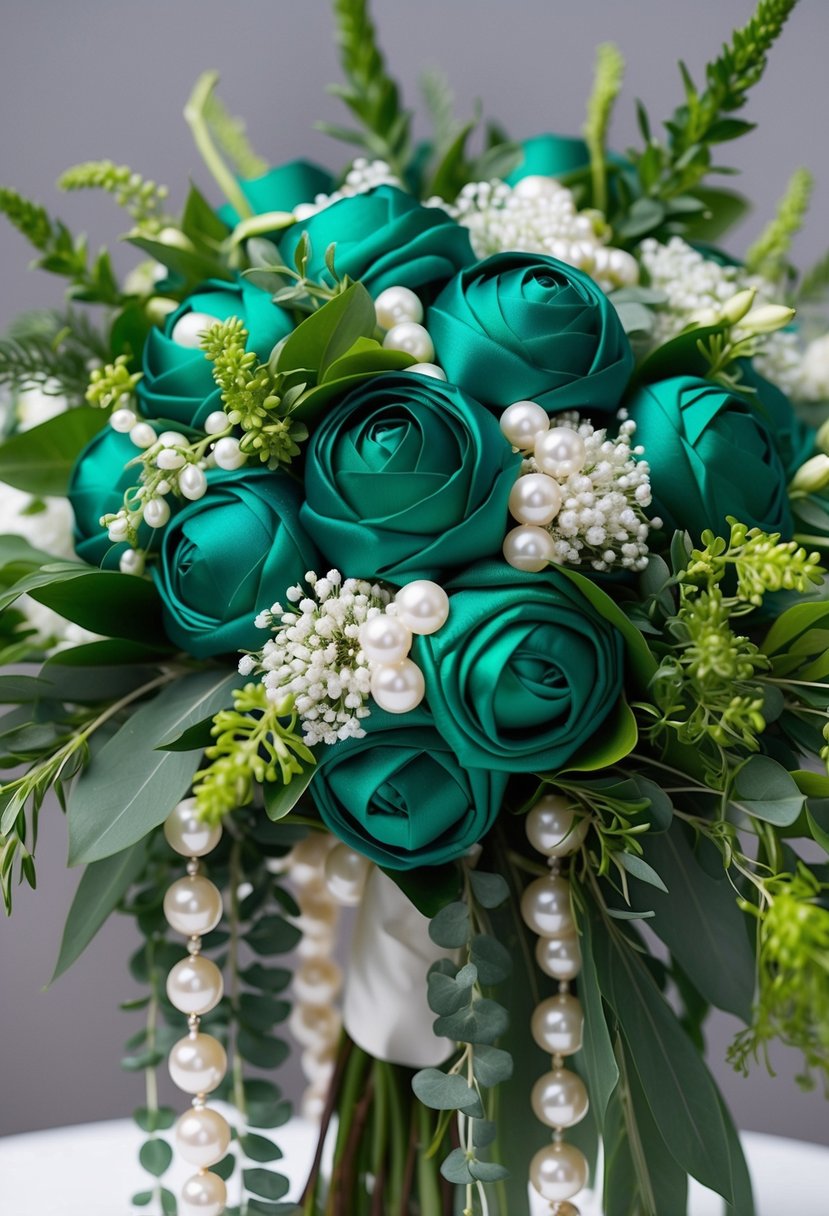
745 167 812 282
0 334 91 401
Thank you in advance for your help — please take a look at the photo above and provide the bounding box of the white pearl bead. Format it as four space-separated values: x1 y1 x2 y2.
512 175 563 201
374 285 424 329
359 614 412 665
167 955 224 1016
180 1169 228 1216
175 1107 231 1168
157 447 186 470
535 933 582 981
526 795 589 858
394 580 449 635
382 321 435 363
144 497 171 529
297 925 337 959
499 400 549 450
180 464 208 501
119 549 145 577
535 427 587 478
165 798 223 858
111 407 137 433
168 1033 228 1094
301 1084 329 1122
289 1003 342 1050
130 422 157 449
509 473 562 526
324 844 371 906
532 1067 589 1128
301 1045 336 1086
370 659 425 714
531 994 584 1056
108 517 130 543
212 436 246 470
407 362 447 380
293 957 343 1005
296 891 339 935
171 311 218 349
290 833 336 888
503 524 555 572
520 876 574 937
164 876 223 937
529 1142 589 1202
204 410 228 436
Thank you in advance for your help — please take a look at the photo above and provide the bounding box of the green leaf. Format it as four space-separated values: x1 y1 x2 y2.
263 763 316 821
238 992 290 1032
433 996 509 1045
629 775 673 831
429 900 470 948
573 897 619 1131
762 602 829 657
127 232 230 288
0 565 165 643
469 933 513 985
245 914 302 956
681 187 750 242
242 1169 290 1201
239 1133 283 1164
733 755 806 826
0 407 108 495
243 1080 292 1131
159 1188 177 1216
276 283 375 377
318 336 414 383
382 862 461 918
139 1138 173 1177
411 1068 481 1111
807 802 829 855
615 851 669 892
67 671 238 864
51 838 149 981
181 182 233 245
134 1106 176 1133
212 1153 236 1181
554 698 639 774
468 1159 510 1183
439 1147 474 1184
132 1192 153 1207
468 870 509 909
472 1044 513 1087
47 638 171 666
241 963 293 992
427 964 475 1015
472 1119 497 1148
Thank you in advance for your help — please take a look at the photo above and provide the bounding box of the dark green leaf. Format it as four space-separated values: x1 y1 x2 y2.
0 565 165 643
439 1147 474 1184
263 764 316 821
139 1138 173 1177
733 755 805 826
240 964 293 992
574 898 619 1131
434 997 508 1045
0 407 108 495
382 862 461 918
469 933 513 985
134 1106 176 1133
239 1133 283 1163
212 1153 236 1181
132 1192 153 1207
276 283 375 377
429 900 470 948
472 1044 513 1087
615 851 669 892
238 993 291 1032
245 915 302 956
243 1170 289 1201
238 1028 289 1069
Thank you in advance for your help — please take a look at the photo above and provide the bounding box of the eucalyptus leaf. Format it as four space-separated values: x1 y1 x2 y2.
433 996 508 1045
733 755 806 826
468 870 509 909
439 1147 474 1184
429 900 470 948
239 1133 283 1164
411 1068 481 1111
242 1169 290 1201
468 1159 510 1183
469 933 513 985
472 1044 513 1087
138 1139 173 1177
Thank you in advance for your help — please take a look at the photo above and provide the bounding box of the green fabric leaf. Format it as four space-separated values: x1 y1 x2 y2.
0 407 108 495
733 755 806 826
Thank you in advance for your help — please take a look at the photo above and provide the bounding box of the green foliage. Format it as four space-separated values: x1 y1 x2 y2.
184 72 254 221
583 43 625 215
202 90 268 179
0 309 110 403
797 247 829 303
744 166 813 283
59 160 170 230
86 355 142 410
0 406 109 496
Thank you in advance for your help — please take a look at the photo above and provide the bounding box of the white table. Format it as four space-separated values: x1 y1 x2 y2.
1 1117 827 1214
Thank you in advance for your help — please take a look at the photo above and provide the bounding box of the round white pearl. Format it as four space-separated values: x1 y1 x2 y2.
512 175 563 201
111 407 137 433
158 430 186 448
407 362 446 380
144 497 171 529
180 464 208 501
171 311 217 349
301 1083 329 1122
535 427 587 478
374 285 424 329
130 422 157 449
324 844 371 906
526 795 589 858
499 400 549 450
382 321 435 363
293 957 343 1005
165 798 222 858
509 473 562 526
503 524 555 572
520 875 574 938
164 876 223 937
394 580 449 635
301 1045 336 1087
290 833 336 888
180 1169 228 1216
175 1107 231 1168
168 1033 227 1094
167 955 224 1016
532 1067 589 1129
157 448 186 471
535 933 582 981
531 994 584 1056
119 549 145 577
529 1142 589 1202
108 518 130 543
289 1003 342 1051
296 891 339 936
204 411 228 436
359 614 413 665
297 925 337 960
370 659 425 714
212 437 245 470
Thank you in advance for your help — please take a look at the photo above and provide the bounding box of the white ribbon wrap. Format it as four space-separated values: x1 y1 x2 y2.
342 867 454 1067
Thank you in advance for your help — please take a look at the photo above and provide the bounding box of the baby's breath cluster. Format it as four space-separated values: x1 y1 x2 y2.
435 177 638 291
293 158 402 221
240 571 391 746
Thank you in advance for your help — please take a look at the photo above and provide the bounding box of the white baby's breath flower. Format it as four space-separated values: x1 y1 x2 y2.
292 159 402 220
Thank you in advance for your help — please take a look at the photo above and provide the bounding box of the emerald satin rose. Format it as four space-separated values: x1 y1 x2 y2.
300 373 521 582
735 361 815 477
278 186 474 299
505 133 592 184
415 562 625 773
429 253 634 414
627 375 794 539
217 159 335 227
154 469 318 658
309 707 508 869
137 279 291 429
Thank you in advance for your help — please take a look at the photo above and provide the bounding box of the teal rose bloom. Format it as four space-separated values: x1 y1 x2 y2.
301 372 521 582
154 469 319 658
415 562 625 773
278 186 474 299
429 253 634 414
505 134 592 184
735 361 816 477
627 375 793 539
217 159 335 227
137 279 291 429
309 707 508 869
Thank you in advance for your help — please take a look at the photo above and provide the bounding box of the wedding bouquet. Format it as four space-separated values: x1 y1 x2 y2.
3 0 829 1213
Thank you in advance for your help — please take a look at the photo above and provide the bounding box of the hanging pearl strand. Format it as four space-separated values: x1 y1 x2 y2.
162 798 230 1216
520 795 591 1215
375 284 447 381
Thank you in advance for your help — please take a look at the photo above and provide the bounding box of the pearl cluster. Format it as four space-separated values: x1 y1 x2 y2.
293 158 402 222
374 284 448 380
241 570 390 747
520 794 590 1213
360 580 450 714
162 799 230 1216
500 403 658 573
433 176 638 292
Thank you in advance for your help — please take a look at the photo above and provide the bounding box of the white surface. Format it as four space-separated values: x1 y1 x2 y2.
1 1117 828 1215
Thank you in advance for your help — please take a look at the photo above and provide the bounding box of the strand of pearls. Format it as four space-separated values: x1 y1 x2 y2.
163 799 230 1216
520 795 590 1214
360 580 450 714
374 284 447 381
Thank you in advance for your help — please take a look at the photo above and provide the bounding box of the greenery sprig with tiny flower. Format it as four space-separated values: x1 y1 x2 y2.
745 166 813 285
58 160 171 231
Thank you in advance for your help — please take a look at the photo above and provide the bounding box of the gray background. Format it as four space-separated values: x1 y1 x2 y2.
1 0 828 1147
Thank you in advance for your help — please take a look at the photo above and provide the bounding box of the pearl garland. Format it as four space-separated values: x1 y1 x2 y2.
359 580 449 715
372 284 449 381
163 798 229 1216
521 793 590 1213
